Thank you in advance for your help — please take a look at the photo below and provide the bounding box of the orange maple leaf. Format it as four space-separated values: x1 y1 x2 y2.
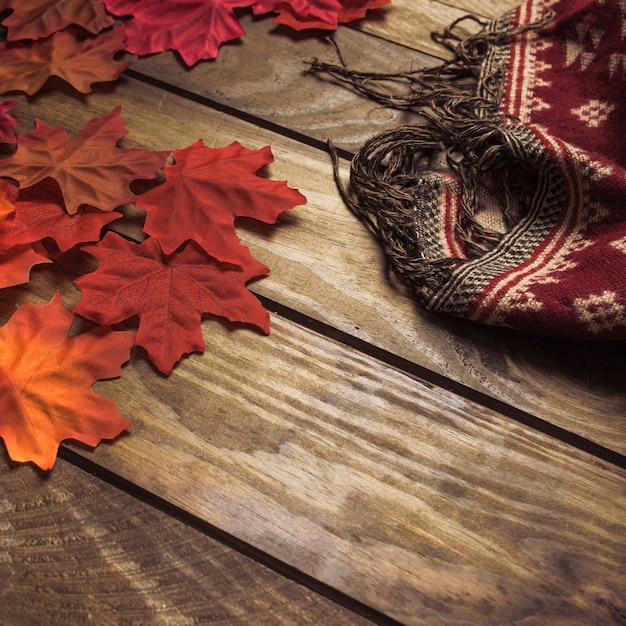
0 106 168 214
0 291 134 470
0 179 15 222
0 26 131 96
0 100 19 145
0 0 115 41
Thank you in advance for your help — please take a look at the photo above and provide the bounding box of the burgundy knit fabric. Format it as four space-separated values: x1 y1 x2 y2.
325 0 626 339
454 0 626 337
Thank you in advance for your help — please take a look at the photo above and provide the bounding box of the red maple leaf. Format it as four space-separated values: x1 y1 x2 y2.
0 242 51 288
101 0 251 65
0 179 121 253
252 0 341 25
0 100 19 145
0 106 168 214
251 0 389 29
0 26 131 96
0 0 115 41
0 291 134 470
74 232 270 375
137 140 306 265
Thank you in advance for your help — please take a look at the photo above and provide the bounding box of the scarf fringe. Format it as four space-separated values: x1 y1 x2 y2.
307 11 554 304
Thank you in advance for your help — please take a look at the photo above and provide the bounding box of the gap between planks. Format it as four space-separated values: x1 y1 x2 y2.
8 71 626 457
1 249 625 624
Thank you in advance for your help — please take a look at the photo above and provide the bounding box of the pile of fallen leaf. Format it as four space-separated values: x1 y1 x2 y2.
0 0 390 84
0 0 399 470
0 101 306 470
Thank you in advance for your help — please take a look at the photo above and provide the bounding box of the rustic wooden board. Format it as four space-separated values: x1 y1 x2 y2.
1 268 624 625
124 0 521 153
67 316 626 626
125 18 432 154
9 79 625 457
354 0 482 58
354 0 521 56
0 458 374 625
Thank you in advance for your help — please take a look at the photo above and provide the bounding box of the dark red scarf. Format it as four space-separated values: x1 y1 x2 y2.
314 0 626 339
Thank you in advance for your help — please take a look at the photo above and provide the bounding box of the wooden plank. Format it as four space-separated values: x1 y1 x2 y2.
62 318 626 625
125 0 521 138
449 0 520 18
353 0 521 56
0 458 374 625
125 17 438 154
1 269 625 625
7 79 626 456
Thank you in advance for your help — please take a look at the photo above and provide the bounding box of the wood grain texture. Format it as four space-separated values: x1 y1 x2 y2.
0 270 624 625
122 0 522 145
8 80 626 456
0 459 373 626
72 316 626 626
126 17 431 154
353 0 521 56
353 0 481 58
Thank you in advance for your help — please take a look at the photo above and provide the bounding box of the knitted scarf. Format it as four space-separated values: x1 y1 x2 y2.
311 0 626 339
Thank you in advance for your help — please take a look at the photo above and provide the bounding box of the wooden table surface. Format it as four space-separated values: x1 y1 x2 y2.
2 1 626 624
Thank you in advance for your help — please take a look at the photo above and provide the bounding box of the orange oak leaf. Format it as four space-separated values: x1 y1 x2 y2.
0 179 121 253
137 140 306 265
101 0 251 65
0 26 131 96
0 291 134 470
0 0 115 41
0 100 19 145
0 242 51 288
0 179 15 222
0 106 168 214
74 232 270 375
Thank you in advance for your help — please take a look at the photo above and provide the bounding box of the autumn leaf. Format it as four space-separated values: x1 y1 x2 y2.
0 26 131 96
0 291 133 470
0 242 51 288
0 179 15 222
137 140 306 265
251 0 341 27
0 106 168 214
101 0 250 65
101 0 390 64
268 0 390 29
0 100 18 145
74 232 270 375
0 178 121 253
0 0 115 41
249 0 389 29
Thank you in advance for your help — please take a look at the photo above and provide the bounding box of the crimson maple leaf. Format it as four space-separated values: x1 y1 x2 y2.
0 179 121 253
137 140 306 265
101 0 251 65
250 0 389 29
0 0 115 41
0 26 131 96
0 291 134 470
0 242 51 288
74 232 270 375
0 106 168 214
0 100 18 145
